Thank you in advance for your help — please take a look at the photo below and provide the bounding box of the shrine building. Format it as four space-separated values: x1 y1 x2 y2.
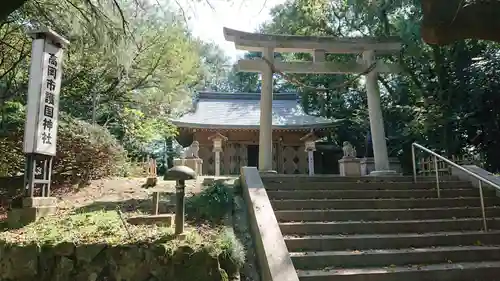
172 91 341 175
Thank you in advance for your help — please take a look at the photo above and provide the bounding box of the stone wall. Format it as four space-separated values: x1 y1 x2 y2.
0 242 238 281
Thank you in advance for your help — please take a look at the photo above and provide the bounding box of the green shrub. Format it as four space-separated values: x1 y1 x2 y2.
54 114 128 184
0 101 25 177
0 109 127 185
216 228 246 270
186 182 233 224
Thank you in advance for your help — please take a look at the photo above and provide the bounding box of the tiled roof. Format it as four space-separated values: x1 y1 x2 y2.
172 92 334 129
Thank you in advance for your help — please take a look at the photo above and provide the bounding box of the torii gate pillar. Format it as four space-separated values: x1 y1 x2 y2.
223 27 401 176
259 48 275 172
363 51 394 175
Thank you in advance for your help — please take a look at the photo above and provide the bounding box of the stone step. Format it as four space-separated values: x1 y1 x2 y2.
279 218 500 235
296 261 500 281
271 197 500 210
285 230 500 252
267 188 488 200
261 175 459 183
291 245 500 270
265 181 472 190
275 206 500 222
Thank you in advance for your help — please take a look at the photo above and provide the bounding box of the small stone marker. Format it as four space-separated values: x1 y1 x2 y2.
166 165 196 235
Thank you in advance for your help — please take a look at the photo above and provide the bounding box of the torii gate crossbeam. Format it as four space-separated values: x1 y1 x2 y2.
223 27 402 175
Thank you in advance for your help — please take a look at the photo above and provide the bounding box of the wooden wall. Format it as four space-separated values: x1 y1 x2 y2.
191 130 310 175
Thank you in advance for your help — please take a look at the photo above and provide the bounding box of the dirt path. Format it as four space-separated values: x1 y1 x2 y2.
57 177 208 212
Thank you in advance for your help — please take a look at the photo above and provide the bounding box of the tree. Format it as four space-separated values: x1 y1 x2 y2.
259 0 500 172
0 0 227 161
196 42 233 92
420 0 500 45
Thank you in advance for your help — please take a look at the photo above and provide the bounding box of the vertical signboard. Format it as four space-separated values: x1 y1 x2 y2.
24 29 67 156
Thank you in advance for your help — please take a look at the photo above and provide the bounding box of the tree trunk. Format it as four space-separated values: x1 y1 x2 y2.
421 0 500 45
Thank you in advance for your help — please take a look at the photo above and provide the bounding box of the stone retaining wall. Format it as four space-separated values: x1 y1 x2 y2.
0 242 238 281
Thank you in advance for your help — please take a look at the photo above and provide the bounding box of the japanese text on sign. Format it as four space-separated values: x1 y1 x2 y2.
40 53 58 146
23 29 68 157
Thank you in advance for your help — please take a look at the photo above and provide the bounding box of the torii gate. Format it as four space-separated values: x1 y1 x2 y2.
223 28 402 175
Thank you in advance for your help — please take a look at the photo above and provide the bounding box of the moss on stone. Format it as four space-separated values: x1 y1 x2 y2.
0 237 240 281
0 210 243 281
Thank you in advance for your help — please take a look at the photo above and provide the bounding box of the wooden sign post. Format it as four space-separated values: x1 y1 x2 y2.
8 27 69 227
23 27 69 197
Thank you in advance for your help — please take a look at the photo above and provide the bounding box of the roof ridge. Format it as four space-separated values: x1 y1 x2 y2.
197 91 299 100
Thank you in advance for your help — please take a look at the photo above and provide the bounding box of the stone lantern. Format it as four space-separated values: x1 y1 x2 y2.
300 130 318 176
208 132 228 176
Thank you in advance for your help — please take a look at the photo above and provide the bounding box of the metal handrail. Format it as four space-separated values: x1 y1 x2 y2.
411 142 500 232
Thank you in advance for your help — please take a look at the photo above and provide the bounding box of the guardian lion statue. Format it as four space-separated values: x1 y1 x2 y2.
342 141 356 158
182 141 200 159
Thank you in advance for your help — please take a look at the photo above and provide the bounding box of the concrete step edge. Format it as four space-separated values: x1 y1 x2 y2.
284 230 500 240
268 188 482 193
285 230 500 240
271 197 498 203
275 206 500 214
266 181 471 186
296 261 500 277
279 217 499 226
274 206 500 211
289 245 500 257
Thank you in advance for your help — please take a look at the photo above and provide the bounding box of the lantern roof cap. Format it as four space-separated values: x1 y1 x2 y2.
208 132 228 141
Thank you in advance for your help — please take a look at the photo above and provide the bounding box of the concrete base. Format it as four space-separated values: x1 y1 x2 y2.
369 170 398 176
339 157 362 176
361 157 402 176
8 197 57 228
176 232 188 240
173 158 203 176
259 170 278 175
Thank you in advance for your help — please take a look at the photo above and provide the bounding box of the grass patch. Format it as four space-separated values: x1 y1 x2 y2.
0 179 246 281
0 210 173 245
0 209 244 265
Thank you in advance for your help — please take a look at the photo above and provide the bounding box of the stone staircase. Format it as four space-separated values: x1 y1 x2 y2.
262 175 500 281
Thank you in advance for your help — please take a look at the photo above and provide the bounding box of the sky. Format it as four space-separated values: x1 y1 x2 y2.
179 0 286 62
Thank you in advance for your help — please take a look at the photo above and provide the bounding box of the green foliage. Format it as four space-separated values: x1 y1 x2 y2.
0 209 243 281
258 0 500 172
0 0 232 181
0 105 127 183
215 228 246 271
0 101 25 176
186 182 234 224
55 114 128 184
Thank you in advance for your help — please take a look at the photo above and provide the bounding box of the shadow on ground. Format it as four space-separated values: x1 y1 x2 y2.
75 197 175 214
75 178 235 225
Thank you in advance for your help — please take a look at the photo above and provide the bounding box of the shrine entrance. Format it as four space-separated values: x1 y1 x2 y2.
247 145 259 168
223 27 402 175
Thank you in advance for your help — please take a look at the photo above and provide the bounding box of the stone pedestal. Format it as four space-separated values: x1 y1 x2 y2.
173 158 203 176
259 170 278 175
361 157 402 176
339 157 362 176
8 197 57 228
